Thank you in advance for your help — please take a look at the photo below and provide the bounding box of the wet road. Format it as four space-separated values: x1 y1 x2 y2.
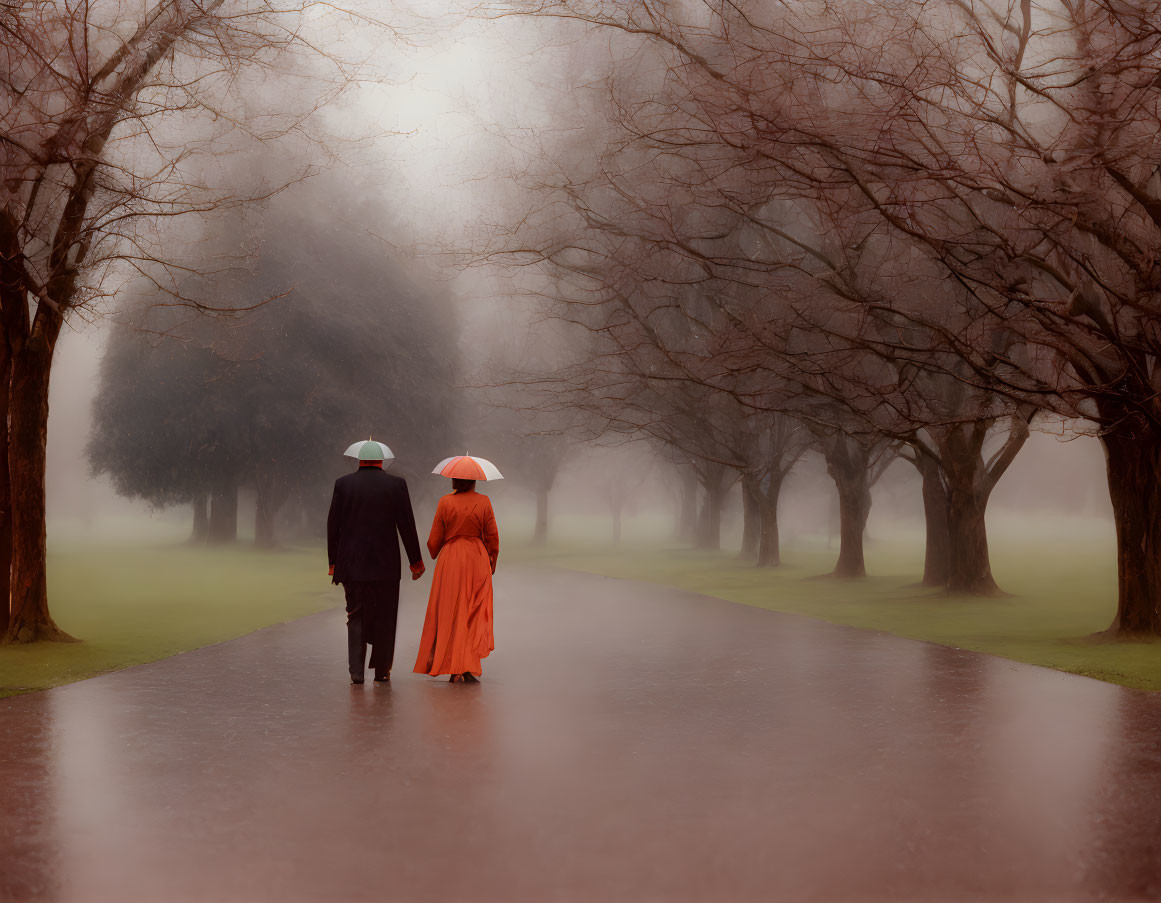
3 567 1161 902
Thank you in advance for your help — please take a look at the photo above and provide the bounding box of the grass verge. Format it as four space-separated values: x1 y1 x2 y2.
0 543 334 698
509 532 1161 691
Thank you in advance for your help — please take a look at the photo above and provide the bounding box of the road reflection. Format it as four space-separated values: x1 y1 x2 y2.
0 572 1158 902
0 692 59 901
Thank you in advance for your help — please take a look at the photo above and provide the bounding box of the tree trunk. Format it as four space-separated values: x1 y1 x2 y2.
825 495 839 550
254 499 275 549
739 478 759 559
532 486 549 546
676 465 698 542
254 477 284 549
1101 430 1161 637
209 479 238 544
0 342 11 638
945 485 998 595
754 473 785 567
190 492 209 543
833 477 870 578
934 418 1028 596
5 336 74 643
822 438 871 579
694 464 736 551
695 488 723 549
914 453 950 587
0 216 16 638
695 483 726 550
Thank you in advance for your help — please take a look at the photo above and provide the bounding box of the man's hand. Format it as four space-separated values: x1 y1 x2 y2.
410 562 425 581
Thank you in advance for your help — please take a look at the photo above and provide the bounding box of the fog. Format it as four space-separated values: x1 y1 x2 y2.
41 3 1120 563
48 308 1114 551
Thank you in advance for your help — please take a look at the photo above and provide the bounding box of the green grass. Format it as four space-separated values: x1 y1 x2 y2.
0 543 336 698
509 528 1161 692
8 520 1155 696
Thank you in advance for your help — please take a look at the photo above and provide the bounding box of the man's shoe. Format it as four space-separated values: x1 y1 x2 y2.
351 675 365 685
374 672 390 683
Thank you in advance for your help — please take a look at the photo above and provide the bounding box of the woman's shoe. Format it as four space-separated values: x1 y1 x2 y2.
462 672 478 683
448 674 462 683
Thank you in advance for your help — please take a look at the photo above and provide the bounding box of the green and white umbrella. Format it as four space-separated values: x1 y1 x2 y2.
344 439 395 462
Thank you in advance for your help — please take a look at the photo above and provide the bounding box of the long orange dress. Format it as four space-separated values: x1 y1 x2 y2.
413 489 500 677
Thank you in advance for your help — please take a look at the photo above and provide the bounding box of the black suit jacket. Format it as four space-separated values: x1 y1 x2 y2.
327 468 423 584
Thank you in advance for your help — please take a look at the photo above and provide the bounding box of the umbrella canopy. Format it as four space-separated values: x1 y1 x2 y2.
344 440 395 462
433 454 503 481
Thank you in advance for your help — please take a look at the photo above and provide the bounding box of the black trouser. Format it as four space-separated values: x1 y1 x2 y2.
344 581 401 678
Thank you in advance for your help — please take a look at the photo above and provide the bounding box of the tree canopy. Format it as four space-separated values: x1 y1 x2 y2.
89 176 463 546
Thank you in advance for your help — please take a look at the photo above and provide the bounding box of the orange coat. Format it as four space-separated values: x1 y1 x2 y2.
413 490 499 677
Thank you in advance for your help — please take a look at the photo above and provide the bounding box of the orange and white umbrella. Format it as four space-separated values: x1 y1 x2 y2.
432 454 504 481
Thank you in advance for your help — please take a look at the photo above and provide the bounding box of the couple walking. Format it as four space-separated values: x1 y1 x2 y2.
326 441 501 684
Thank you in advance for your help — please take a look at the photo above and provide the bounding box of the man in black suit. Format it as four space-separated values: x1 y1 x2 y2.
327 446 424 684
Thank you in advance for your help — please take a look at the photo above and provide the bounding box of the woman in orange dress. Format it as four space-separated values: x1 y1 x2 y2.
413 478 500 682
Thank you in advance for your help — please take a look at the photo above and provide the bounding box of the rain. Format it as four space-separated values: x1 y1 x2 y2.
4 0 1161 899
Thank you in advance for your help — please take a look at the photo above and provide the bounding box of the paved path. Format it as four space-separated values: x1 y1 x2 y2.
3 568 1161 902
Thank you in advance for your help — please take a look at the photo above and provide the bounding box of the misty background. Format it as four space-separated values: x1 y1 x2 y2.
41 7 1116 554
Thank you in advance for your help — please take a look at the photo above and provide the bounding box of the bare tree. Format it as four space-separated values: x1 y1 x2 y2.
1 0 388 641
490 0 1059 597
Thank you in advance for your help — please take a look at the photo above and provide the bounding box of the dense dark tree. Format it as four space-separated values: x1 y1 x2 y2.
89 177 462 546
88 328 236 541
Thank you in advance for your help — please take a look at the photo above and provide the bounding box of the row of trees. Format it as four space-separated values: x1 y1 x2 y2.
492 0 1161 636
